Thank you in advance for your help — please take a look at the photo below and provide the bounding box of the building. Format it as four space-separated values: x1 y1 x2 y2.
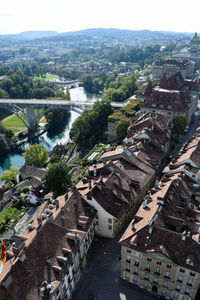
120 128 200 299
152 59 194 80
0 190 96 300
141 72 199 123
75 113 171 238
172 32 200 70
190 33 200 69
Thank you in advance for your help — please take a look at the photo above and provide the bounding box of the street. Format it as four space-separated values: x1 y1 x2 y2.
72 234 156 300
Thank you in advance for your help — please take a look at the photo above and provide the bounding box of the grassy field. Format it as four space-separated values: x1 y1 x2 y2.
2 109 46 134
34 73 56 80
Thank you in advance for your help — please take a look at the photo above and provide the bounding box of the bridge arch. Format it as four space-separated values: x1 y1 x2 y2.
0 104 83 133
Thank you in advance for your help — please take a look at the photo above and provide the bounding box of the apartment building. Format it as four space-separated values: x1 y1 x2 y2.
120 167 200 299
0 190 96 300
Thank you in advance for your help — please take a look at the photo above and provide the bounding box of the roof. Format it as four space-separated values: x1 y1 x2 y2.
120 171 200 273
20 165 46 180
0 190 96 300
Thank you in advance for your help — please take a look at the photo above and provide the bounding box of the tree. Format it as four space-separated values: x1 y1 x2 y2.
0 166 19 189
0 134 8 156
44 161 71 197
115 118 130 140
82 74 93 93
70 100 113 151
173 115 187 134
23 144 49 167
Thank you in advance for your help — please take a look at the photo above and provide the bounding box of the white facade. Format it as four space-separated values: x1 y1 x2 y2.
82 195 116 238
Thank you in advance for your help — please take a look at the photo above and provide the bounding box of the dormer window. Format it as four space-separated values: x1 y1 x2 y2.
186 256 194 266
2 274 13 289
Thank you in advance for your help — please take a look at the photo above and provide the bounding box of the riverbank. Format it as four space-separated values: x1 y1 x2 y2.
0 87 102 176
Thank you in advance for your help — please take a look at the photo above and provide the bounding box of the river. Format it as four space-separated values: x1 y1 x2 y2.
0 87 101 176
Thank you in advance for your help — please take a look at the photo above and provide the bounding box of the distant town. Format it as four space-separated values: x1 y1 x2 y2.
0 29 200 300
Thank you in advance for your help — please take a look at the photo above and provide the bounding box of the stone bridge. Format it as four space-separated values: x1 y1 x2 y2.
0 99 124 132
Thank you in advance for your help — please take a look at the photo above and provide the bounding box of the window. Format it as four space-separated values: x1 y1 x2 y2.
147 257 152 261
179 268 185 273
187 279 192 286
133 276 138 283
177 275 183 282
152 104 156 108
145 264 150 271
144 274 149 280
108 225 112 230
127 249 131 254
173 293 179 299
125 264 130 272
126 257 131 263
154 278 158 283
108 218 112 224
176 284 180 291
190 272 195 277
155 267 160 275
166 264 172 269
162 290 166 295
185 288 190 295
135 260 139 266
134 268 138 275
157 261 161 265
163 281 168 288
165 271 170 278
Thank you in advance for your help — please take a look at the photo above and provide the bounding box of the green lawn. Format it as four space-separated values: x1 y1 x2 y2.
2 109 46 134
2 114 26 127
34 73 56 80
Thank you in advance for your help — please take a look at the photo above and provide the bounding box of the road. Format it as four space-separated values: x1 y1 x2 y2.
72 232 156 300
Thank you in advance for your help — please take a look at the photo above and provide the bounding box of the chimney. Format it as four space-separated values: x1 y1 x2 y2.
74 233 80 249
100 174 103 182
155 178 159 188
169 191 174 200
88 180 92 189
94 165 97 177
37 217 42 226
61 207 65 227
55 199 59 209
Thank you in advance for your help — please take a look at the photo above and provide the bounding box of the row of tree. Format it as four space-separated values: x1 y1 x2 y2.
0 70 55 99
70 100 113 152
82 74 106 93
102 73 138 102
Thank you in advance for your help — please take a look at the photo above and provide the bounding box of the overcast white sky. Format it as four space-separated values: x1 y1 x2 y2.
0 0 199 34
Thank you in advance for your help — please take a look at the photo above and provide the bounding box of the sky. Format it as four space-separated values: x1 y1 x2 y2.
0 0 200 35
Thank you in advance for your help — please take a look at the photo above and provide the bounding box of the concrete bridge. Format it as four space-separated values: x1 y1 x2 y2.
0 99 124 132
